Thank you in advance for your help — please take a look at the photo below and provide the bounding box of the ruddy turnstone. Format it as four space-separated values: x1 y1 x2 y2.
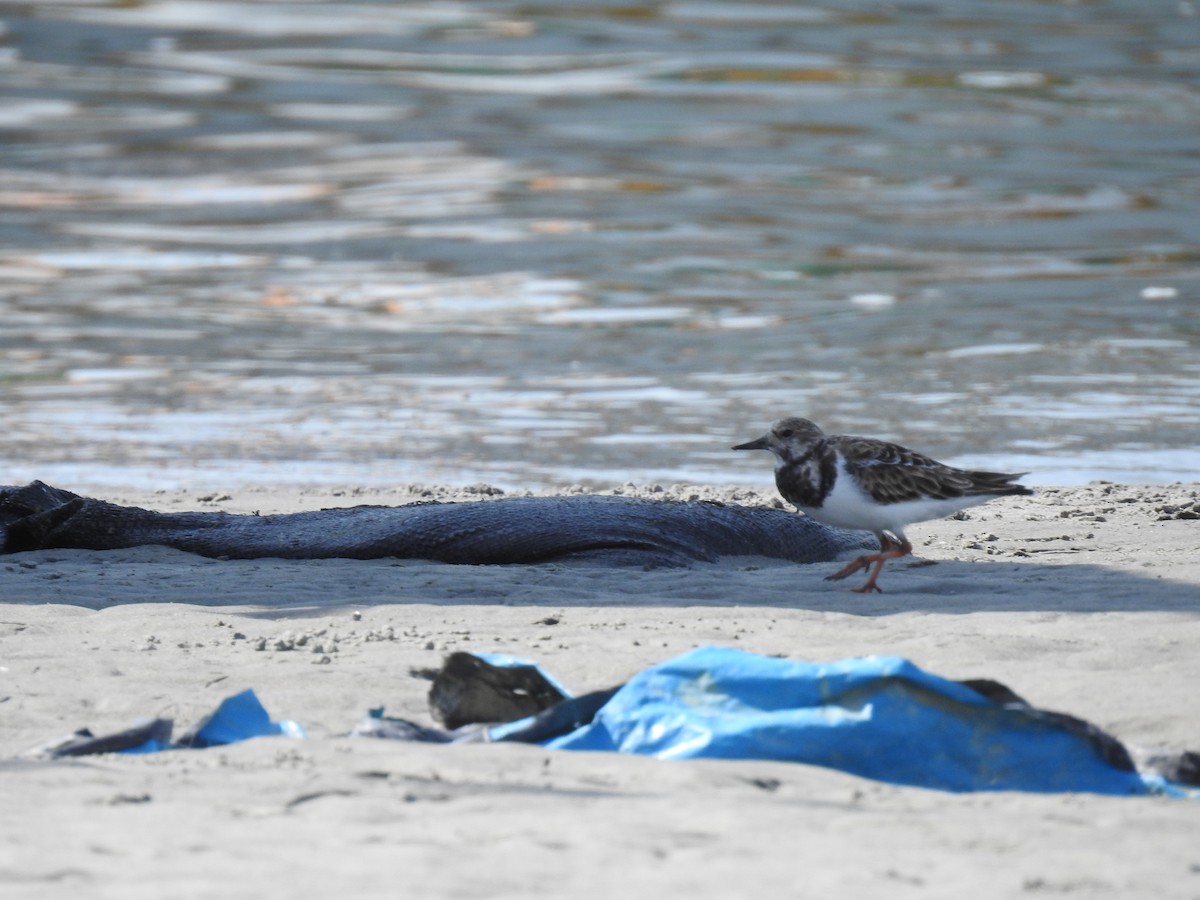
733 417 1032 592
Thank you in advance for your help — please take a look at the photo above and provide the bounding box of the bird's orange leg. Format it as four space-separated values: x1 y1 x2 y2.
826 535 913 593
825 533 894 582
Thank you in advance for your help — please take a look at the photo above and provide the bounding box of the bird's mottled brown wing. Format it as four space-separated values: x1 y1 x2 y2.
835 437 980 504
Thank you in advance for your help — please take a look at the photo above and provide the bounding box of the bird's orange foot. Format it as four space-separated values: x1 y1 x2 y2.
826 538 912 593
825 553 876 582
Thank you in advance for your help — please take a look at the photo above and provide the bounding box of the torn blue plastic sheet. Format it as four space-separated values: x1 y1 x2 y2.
537 646 1177 796
181 689 305 748
117 689 302 754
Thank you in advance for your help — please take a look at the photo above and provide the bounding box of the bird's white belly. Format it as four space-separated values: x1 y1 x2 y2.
796 458 989 535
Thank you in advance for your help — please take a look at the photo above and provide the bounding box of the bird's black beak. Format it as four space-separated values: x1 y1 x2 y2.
732 435 769 451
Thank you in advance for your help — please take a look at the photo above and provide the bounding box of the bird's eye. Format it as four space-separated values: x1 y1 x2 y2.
779 428 793 438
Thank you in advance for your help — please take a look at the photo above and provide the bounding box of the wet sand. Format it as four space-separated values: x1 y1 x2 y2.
2 482 1198 897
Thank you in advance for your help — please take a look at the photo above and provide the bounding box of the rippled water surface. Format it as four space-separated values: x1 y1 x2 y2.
1 1 1198 491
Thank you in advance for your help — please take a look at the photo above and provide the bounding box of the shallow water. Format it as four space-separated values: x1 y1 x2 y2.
1 1 1198 491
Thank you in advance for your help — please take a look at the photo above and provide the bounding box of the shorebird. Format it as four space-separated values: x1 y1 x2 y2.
733 417 1032 592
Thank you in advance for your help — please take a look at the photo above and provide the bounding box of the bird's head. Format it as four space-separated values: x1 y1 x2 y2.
732 417 825 464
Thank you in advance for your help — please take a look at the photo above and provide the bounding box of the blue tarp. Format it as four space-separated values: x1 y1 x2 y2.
48 649 1192 796
120 689 304 754
184 689 305 748
537 646 1179 796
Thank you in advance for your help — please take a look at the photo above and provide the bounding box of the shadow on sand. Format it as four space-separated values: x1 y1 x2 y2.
1 544 1195 618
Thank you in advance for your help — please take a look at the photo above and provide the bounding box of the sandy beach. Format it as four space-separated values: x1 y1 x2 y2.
2 0 1198 895
2 481 1198 898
